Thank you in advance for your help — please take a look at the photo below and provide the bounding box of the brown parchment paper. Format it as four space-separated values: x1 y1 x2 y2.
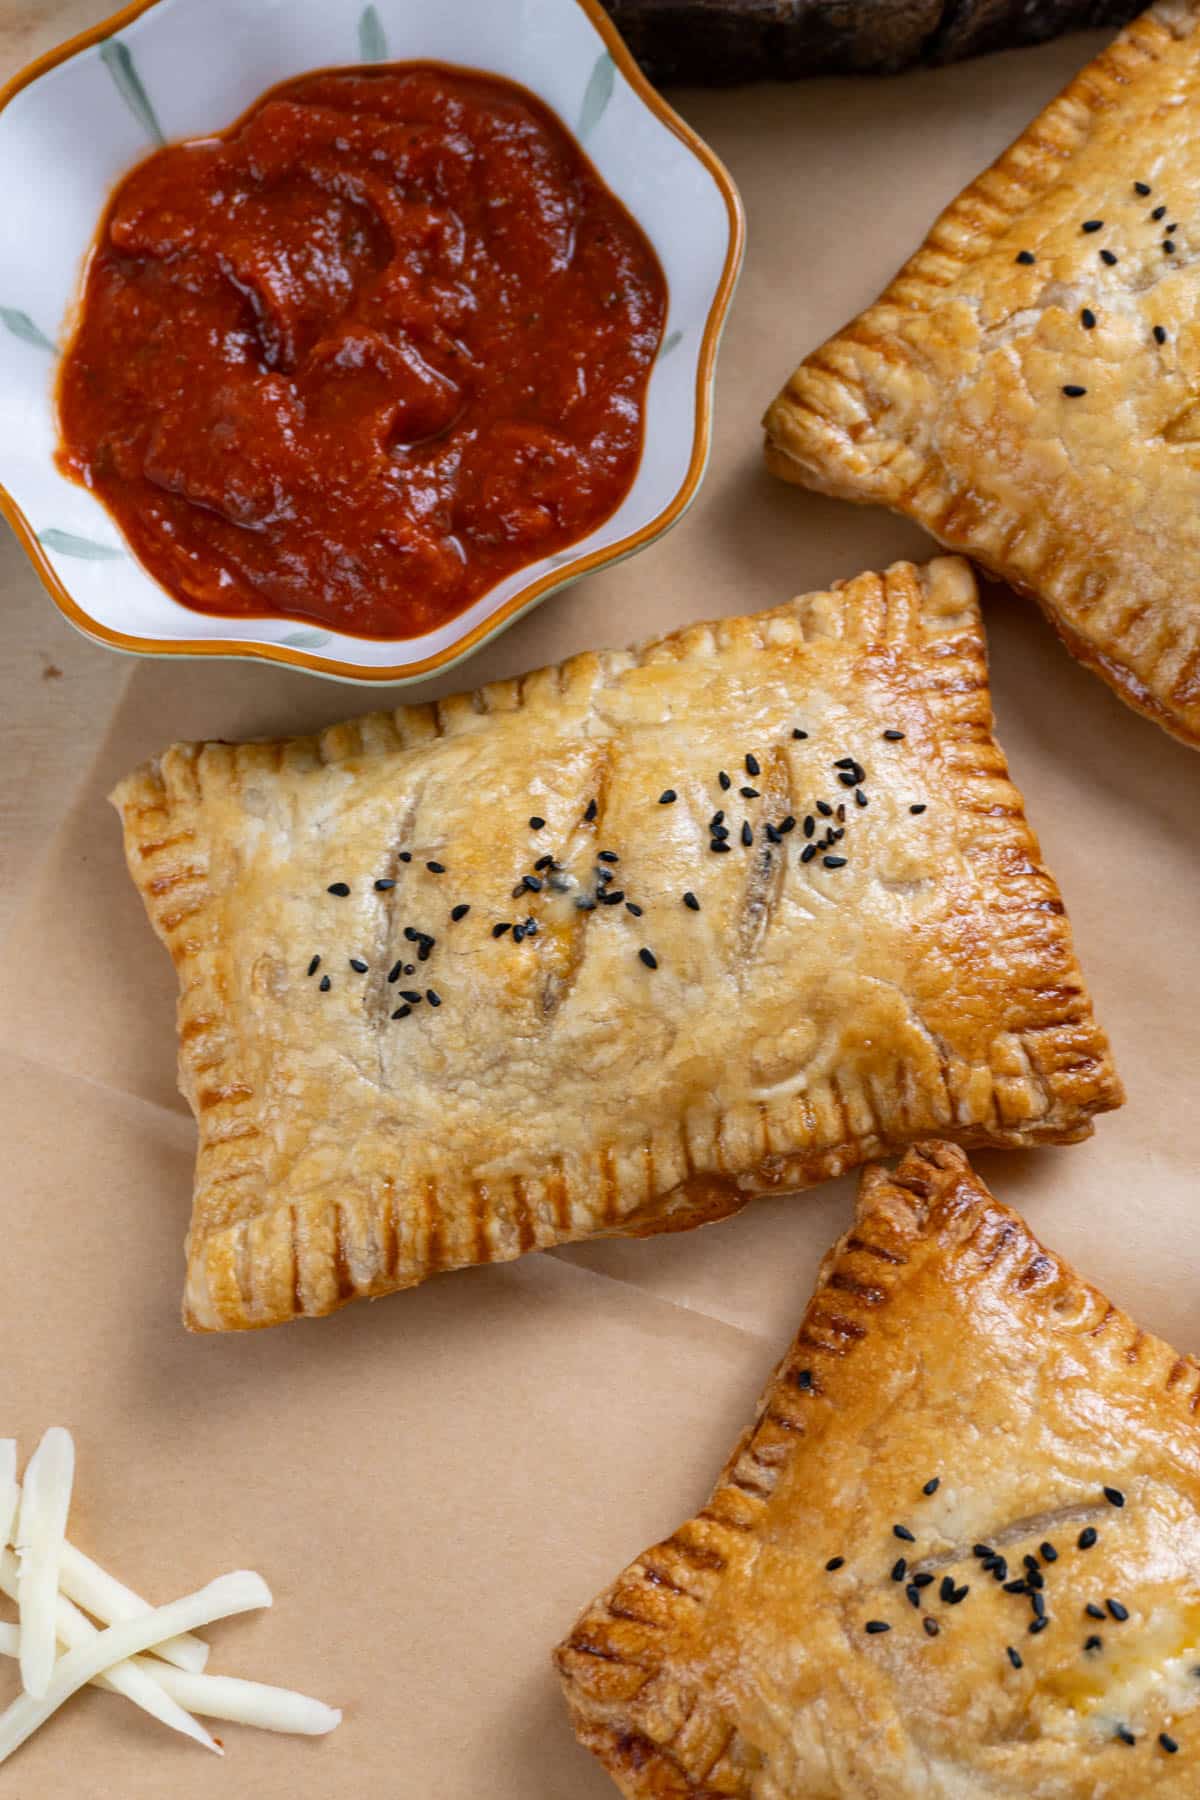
2 21 1199 1798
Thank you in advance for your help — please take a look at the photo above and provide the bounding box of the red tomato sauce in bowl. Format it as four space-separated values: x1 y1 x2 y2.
55 63 667 640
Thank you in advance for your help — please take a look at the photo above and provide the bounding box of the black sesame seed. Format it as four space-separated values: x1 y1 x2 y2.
1164 239 1176 254
639 947 658 969
1152 204 1167 221
307 955 321 976
910 803 927 815
718 770 731 790
598 850 620 864
906 1584 922 1608
1016 250 1036 265
1040 1543 1058 1563
1029 1617 1049 1636
823 855 848 869
864 1621 890 1635
1160 1733 1179 1754
740 785 760 799
1103 1486 1125 1508
1107 1600 1129 1622
745 753 760 776
492 922 512 938
1135 181 1152 196
349 957 368 973
924 1617 940 1637
426 990 441 1007
659 789 677 805
779 816 796 834
327 882 350 896
801 844 817 864
741 822 753 846
585 799 598 822
1154 324 1168 344
825 1556 845 1571
1007 1647 1023 1670
1078 1528 1098 1550
1080 308 1096 329
683 891 700 911
1100 249 1118 265
1115 1727 1136 1746
912 1573 934 1589
398 851 412 863
1082 219 1104 233
1085 1635 1103 1652
319 975 331 992
1086 1604 1106 1620
792 727 809 740
399 990 422 1003
451 904 470 922
374 878 396 891
1062 384 1087 398
891 1558 908 1582
426 861 446 874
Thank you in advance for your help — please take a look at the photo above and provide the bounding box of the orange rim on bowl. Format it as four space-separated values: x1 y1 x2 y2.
0 0 745 683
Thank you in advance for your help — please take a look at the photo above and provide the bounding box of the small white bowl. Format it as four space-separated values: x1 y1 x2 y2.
0 0 743 683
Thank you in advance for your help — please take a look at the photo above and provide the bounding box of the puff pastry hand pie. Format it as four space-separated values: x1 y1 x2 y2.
112 558 1120 1332
558 1141 1200 1797
765 2 1200 747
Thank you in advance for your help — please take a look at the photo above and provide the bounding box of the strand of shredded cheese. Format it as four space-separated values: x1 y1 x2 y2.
0 1570 272 1765
0 1625 339 1737
57 1542 210 1674
15 1428 74 1699
0 1550 217 1753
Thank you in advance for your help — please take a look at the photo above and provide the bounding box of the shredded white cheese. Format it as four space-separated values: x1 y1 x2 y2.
57 1541 210 1674
0 1570 271 1764
0 1549 217 1754
15 1428 74 1699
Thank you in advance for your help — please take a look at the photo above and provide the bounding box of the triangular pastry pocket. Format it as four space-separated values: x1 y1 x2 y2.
558 1141 1200 1797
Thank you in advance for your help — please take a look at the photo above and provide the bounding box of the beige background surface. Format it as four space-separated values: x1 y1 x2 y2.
2 6 1199 1796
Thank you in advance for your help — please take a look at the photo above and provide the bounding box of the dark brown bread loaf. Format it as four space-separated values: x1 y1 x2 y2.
601 0 1141 82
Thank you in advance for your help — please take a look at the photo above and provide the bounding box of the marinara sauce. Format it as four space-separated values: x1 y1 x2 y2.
56 64 667 638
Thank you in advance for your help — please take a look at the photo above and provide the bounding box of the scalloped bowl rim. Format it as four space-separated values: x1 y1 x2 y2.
0 0 744 684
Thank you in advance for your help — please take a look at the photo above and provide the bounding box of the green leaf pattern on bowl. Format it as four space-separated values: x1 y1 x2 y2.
278 627 333 648
358 6 388 62
0 308 56 354
38 528 125 560
578 51 614 141
99 38 165 146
